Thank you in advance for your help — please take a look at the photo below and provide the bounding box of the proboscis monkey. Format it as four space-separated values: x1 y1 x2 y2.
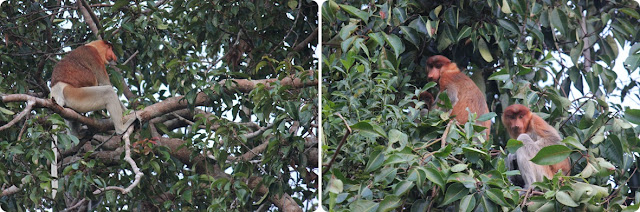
49 40 135 198
502 104 571 189
50 40 135 134
426 55 491 137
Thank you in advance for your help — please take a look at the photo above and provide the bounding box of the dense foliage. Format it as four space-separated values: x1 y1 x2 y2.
0 0 318 211
322 0 640 211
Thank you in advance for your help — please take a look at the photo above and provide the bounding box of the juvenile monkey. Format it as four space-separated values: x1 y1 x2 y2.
502 104 571 189
514 134 550 189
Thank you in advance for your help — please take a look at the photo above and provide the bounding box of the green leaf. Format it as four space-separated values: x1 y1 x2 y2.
619 8 640 19
459 194 476 212
0 107 15 115
365 150 385 173
393 180 415 196
388 129 408 150
157 22 168 30
624 54 640 72
500 0 511 14
426 19 438 37
182 189 193 203
530 145 571 165
451 164 468 172
477 112 496 122
562 136 586 151
488 69 510 82
112 0 129 11
424 167 445 188
462 147 488 156
555 191 579 207
350 199 378 212
384 153 417 165
497 19 519 34
479 194 498 212
351 121 387 138
400 26 421 48
550 8 568 35
506 139 523 153
440 183 468 206
327 176 343 194
340 4 370 23
624 109 640 125
478 38 493 62
384 33 405 59
456 26 472 42
287 0 298 10
444 8 458 28
485 188 510 207
570 41 584 65
377 195 401 212
623 204 640 212
447 173 475 188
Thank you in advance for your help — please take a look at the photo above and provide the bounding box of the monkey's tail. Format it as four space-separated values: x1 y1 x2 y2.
51 125 59 199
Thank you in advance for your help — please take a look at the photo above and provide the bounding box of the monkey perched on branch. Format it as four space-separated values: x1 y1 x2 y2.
50 40 136 134
425 55 491 138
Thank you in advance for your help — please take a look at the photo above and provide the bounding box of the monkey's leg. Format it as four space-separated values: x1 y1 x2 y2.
62 85 135 134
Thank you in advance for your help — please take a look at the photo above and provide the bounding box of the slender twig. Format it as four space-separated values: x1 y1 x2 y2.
322 113 352 175
0 99 35 131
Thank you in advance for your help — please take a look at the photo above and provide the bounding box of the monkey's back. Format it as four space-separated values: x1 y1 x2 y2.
443 70 490 129
51 45 104 88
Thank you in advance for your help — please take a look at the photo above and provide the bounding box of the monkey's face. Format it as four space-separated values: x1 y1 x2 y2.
426 55 451 82
426 67 440 81
103 42 117 62
505 114 528 134
105 48 117 62
502 104 532 135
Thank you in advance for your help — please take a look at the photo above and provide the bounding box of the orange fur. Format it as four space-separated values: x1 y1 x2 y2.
426 55 491 136
50 40 134 134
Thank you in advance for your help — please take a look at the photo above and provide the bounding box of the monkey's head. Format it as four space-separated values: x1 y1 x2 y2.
502 104 532 136
86 40 117 64
426 55 452 82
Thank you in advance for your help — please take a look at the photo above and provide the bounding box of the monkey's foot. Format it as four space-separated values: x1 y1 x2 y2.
115 112 139 134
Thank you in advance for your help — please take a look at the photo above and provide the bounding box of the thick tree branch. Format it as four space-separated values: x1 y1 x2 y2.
293 27 318 52
137 71 317 121
1 72 317 134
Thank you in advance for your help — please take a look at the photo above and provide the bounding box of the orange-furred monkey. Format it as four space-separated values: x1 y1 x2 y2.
50 40 135 134
502 104 571 189
426 55 491 136
49 40 135 198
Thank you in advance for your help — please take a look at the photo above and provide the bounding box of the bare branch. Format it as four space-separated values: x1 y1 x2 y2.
0 98 35 131
323 113 351 175
76 0 101 39
293 27 318 52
